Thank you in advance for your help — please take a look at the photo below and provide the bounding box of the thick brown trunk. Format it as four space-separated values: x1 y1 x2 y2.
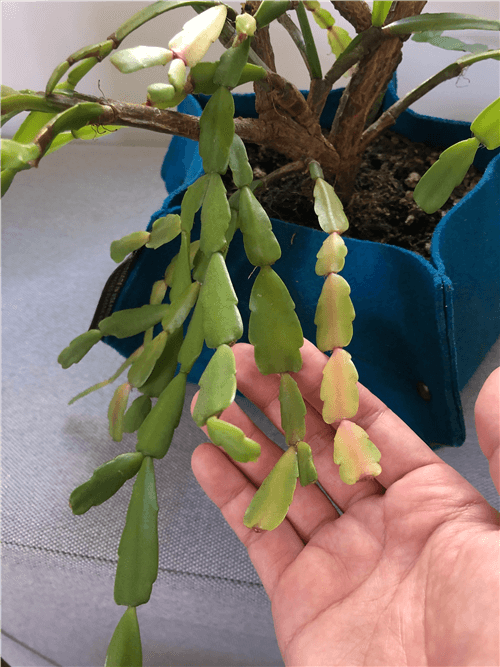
329 1 427 204
331 1 372 33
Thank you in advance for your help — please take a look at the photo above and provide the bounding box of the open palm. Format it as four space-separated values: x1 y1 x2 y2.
191 340 499 666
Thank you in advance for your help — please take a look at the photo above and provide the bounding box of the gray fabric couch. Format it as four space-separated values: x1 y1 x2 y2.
2 142 498 667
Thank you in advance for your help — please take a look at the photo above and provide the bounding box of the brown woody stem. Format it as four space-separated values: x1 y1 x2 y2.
27 90 340 178
359 51 499 152
330 1 373 33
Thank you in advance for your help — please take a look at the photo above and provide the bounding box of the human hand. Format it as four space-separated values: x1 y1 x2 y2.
191 339 499 666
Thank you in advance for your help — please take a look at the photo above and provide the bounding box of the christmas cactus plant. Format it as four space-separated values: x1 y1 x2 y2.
2 1 499 664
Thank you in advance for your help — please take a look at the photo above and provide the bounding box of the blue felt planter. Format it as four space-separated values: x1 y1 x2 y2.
103 76 500 449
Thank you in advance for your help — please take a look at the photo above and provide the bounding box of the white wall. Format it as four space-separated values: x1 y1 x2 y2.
2 1 499 145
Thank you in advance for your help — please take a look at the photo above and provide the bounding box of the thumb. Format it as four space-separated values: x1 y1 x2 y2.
475 366 500 494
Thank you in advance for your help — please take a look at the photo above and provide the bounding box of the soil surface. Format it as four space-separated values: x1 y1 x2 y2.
225 131 482 260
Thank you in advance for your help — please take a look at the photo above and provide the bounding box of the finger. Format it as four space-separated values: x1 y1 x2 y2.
190 392 340 542
191 441 304 598
475 366 500 494
233 339 442 503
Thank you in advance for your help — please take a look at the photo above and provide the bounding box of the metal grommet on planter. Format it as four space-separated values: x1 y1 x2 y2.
417 382 431 401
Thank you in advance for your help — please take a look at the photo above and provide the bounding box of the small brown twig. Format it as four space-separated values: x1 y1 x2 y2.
258 159 309 189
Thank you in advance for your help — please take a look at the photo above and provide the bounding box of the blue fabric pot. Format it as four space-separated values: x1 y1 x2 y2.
102 75 500 448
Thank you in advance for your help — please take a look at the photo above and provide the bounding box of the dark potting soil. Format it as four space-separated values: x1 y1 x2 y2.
226 131 482 260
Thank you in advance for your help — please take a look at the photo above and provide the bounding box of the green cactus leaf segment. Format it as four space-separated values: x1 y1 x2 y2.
228 178 262 211
110 231 150 263
296 2 322 79
308 161 324 181
243 446 299 531
236 13 257 36
178 298 205 374
192 344 236 426
200 252 243 348
123 395 152 433
62 40 114 68
189 62 266 95
315 232 347 275
200 172 231 255
114 0 223 45
104 606 142 667
146 214 181 249
25 103 106 160
236 63 267 86
69 452 144 515
128 331 168 389
315 273 355 351
170 231 192 302
138 328 183 398
181 174 209 233
193 248 211 283
413 137 480 214
13 110 55 144
114 456 159 606
254 0 290 29
238 186 282 266
1 139 39 171
99 304 169 339
168 5 227 68
313 178 349 234
108 382 132 442
225 208 239 248
206 416 261 462
307 4 334 29
66 57 100 88
58 329 103 369
326 26 352 58
320 349 359 424
150 280 167 306
471 97 500 150
249 266 303 375
40 126 73 155
1 93 60 116
68 347 143 405
333 420 382 485
72 124 122 141
1 169 16 197
279 373 306 445
296 441 318 486
184 239 202 277
189 62 219 94
168 59 187 91
384 13 500 36
213 36 251 88
147 82 186 109
110 46 172 73
199 86 235 174
229 134 253 189
371 1 392 27
161 281 200 334
411 31 491 54
1 85 18 97
137 372 187 458
45 62 71 95
44 131 75 156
